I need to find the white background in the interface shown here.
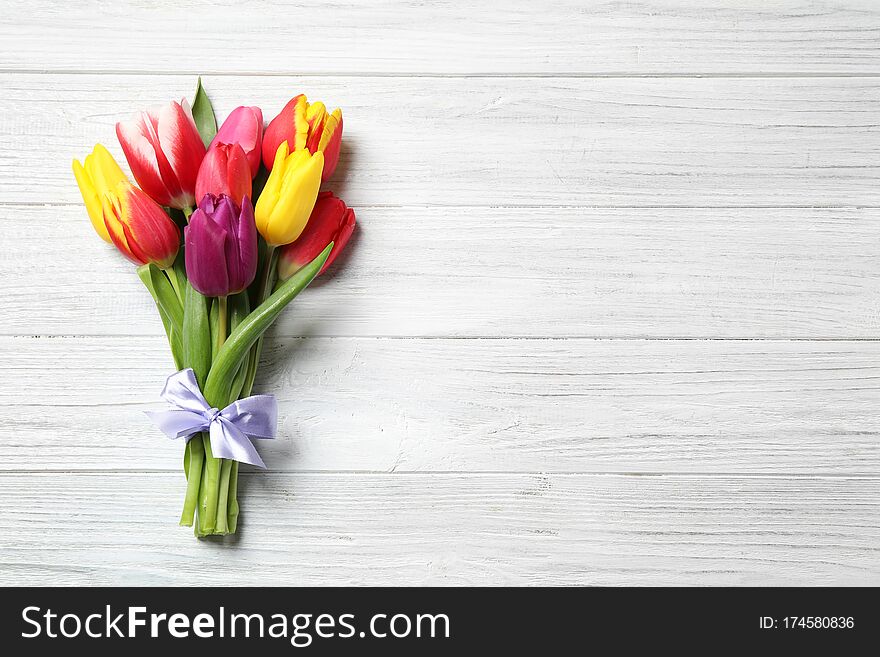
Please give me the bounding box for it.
[1,1,878,585]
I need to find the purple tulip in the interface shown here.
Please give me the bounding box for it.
[185,194,258,297]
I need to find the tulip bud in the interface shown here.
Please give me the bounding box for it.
[185,194,258,297]
[277,192,356,280]
[72,144,129,242]
[101,181,180,269]
[213,106,263,177]
[116,99,206,210]
[262,94,342,181]
[254,142,324,246]
[195,142,252,208]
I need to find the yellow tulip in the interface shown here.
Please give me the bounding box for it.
[254,141,324,246]
[72,144,129,242]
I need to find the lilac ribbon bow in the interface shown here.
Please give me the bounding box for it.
[146,368,276,469]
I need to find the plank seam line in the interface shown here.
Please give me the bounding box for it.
[2,470,879,479]
[5,70,880,79]
[4,335,879,342]
[5,202,880,211]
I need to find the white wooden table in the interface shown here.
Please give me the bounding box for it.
[1,1,878,586]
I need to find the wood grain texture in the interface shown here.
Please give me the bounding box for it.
[2,1,880,75]
[2,3,878,586]
[1,473,877,586]
[2,336,878,474]
[4,74,880,207]
[4,205,877,338]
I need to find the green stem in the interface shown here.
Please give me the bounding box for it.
[195,246,329,536]
[223,293,249,535]
[179,437,205,526]
[182,282,212,533]
[182,205,195,221]
[215,460,233,534]
[199,435,221,534]
[215,296,228,356]
[213,295,231,534]
[204,244,330,407]
[227,462,240,533]
[242,246,278,397]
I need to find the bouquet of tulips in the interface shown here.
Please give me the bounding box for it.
[72,80,355,537]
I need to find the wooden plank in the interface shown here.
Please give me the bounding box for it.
[2,336,878,474]
[1,472,877,585]
[2,2,880,75]
[3,74,880,207]
[5,205,878,338]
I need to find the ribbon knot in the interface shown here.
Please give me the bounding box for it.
[146,368,277,469]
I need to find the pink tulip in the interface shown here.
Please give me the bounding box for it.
[116,99,206,210]
[195,143,252,208]
[212,106,263,177]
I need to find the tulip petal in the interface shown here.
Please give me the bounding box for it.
[186,206,229,297]
[328,207,356,271]
[73,158,111,242]
[158,100,206,208]
[195,143,252,207]
[277,192,356,279]
[225,144,252,206]
[215,106,264,176]
[215,198,245,295]
[117,113,176,207]
[262,95,302,171]
[292,95,310,152]
[318,110,343,180]
[185,194,257,297]
[88,144,128,194]
[230,195,258,293]
[267,150,323,245]
[254,141,289,240]
[120,184,181,269]
[103,193,138,263]
[303,101,327,153]
[101,182,180,268]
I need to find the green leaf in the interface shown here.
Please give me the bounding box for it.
[167,324,183,371]
[183,281,212,388]
[171,254,187,304]
[191,76,217,148]
[203,243,333,407]
[146,265,184,328]
[137,264,183,368]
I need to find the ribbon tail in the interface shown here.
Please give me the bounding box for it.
[210,417,267,469]
[145,409,209,441]
[219,395,277,439]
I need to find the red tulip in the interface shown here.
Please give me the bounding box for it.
[262,95,342,181]
[102,181,180,269]
[213,106,263,177]
[116,99,206,210]
[277,191,355,280]
[195,143,252,208]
